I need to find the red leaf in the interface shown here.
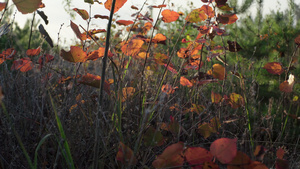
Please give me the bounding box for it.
[263,62,284,75]
[164,64,178,74]
[185,147,213,169]
[26,47,41,56]
[131,5,138,10]
[161,84,177,95]
[73,8,89,20]
[152,4,167,8]
[276,148,285,160]
[60,46,87,63]
[180,76,193,87]
[152,142,184,169]
[0,48,16,63]
[116,142,137,165]
[38,54,54,69]
[210,138,237,164]
[104,0,127,13]
[94,14,109,20]
[162,9,179,23]
[276,159,289,169]
[11,57,33,72]
[116,20,134,26]
[0,3,7,11]
[217,14,238,24]
[295,34,300,46]
[70,21,83,41]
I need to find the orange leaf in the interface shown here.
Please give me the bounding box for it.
[122,87,135,102]
[263,62,284,75]
[104,0,127,13]
[180,76,193,87]
[73,8,89,20]
[217,14,238,24]
[11,57,33,72]
[116,20,134,26]
[185,8,207,23]
[116,142,137,165]
[164,64,178,74]
[0,3,6,11]
[26,47,41,56]
[152,4,167,8]
[0,48,16,63]
[200,5,214,18]
[87,47,113,61]
[279,74,295,93]
[60,46,87,63]
[152,33,167,44]
[207,64,226,80]
[161,84,177,95]
[162,9,179,23]
[210,138,237,164]
[121,39,144,57]
[185,147,213,169]
[12,0,41,14]
[152,142,184,169]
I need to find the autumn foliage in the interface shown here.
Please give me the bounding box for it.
[0,0,299,168]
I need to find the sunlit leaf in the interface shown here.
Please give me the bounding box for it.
[185,147,213,169]
[26,47,41,56]
[152,4,166,8]
[116,142,137,165]
[116,20,134,26]
[263,62,284,75]
[152,33,167,44]
[60,46,87,63]
[152,142,184,169]
[0,3,6,11]
[12,0,41,14]
[180,76,193,87]
[73,8,89,20]
[121,39,144,57]
[279,74,295,93]
[200,5,214,18]
[104,0,127,13]
[143,126,164,147]
[84,0,94,4]
[207,64,226,80]
[185,8,207,23]
[11,57,33,72]
[162,9,179,23]
[217,14,238,24]
[87,47,113,61]
[210,138,237,164]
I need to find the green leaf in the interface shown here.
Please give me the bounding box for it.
[84,0,94,4]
